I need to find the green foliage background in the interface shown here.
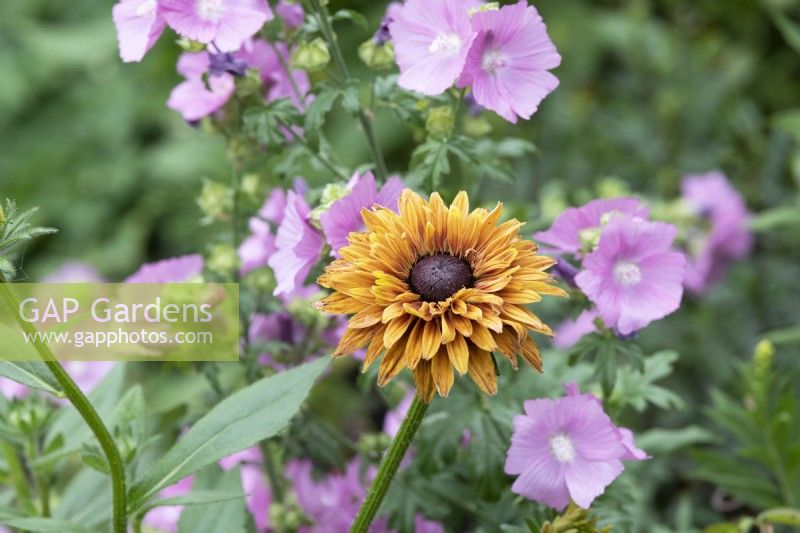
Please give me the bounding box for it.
[3,0,800,530]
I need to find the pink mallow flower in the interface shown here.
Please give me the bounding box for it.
[248,285,344,369]
[0,380,29,400]
[268,191,324,296]
[143,475,194,532]
[160,0,273,52]
[286,459,391,533]
[42,262,105,282]
[319,172,404,256]
[112,0,166,62]
[219,447,271,531]
[61,361,116,397]
[505,382,646,511]
[238,181,309,276]
[275,0,304,28]
[237,39,310,110]
[534,197,649,258]
[167,52,236,122]
[552,308,600,350]
[575,216,686,336]
[680,170,752,293]
[239,218,275,276]
[390,0,477,96]
[456,1,560,123]
[125,254,204,283]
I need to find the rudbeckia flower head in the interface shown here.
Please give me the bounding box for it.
[315,189,567,402]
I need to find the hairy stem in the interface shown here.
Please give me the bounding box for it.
[350,395,429,533]
[0,281,128,533]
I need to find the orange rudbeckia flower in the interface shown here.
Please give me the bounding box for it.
[315,189,566,401]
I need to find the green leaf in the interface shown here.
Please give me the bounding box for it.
[52,469,112,527]
[178,465,247,533]
[410,138,451,191]
[568,332,645,397]
[242,99,301,147]
[757,507,800,526]
[128,357,329,511]
[331,9,368,29]
[748,204,800,232]
[0,323,62,395]
[304,86,341,139]
[0,361,61,397]
[636,425,716,454]
[610,350,683,411]
[0,516,92,533]
[144,490,244,512]
[340,82,361,114]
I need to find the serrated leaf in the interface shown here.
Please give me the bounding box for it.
[128,357,329,511]
[304,87,341,137]
[610,350,683,411]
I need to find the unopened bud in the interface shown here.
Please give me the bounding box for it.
[241,174,261,199]
[426,106,455,138]
[358,40,395,70]
[197,180,233,223]
[309,182,349,227]
[292,38,330,72]
[207,244,239,277]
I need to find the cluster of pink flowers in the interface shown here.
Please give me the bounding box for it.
[538,171,751,348]
[145,450,442,532]
[241,172,404,296]
[390,0,561,123]
[536,198,687,344]
[112,0,308,121]
[113,0,306,62]
[505,382,647,510]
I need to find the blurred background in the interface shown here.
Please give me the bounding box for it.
[2,0,800,527]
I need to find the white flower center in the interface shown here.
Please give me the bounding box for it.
[481,49,506,73]
[613,260,642,286]
[549,433,576,463]
[428,32,462,57]
[197,0,224,21]
[135,0,157,17]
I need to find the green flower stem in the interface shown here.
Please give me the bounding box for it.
[0,280,128,533]
[2,440,36,515]
[308,0,389,181]
[351,395,429,533]
[27,436,51,516]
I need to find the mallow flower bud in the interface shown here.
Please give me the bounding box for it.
[292,38,330,72]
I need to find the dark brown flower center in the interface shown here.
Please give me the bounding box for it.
[409,253,473,302]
